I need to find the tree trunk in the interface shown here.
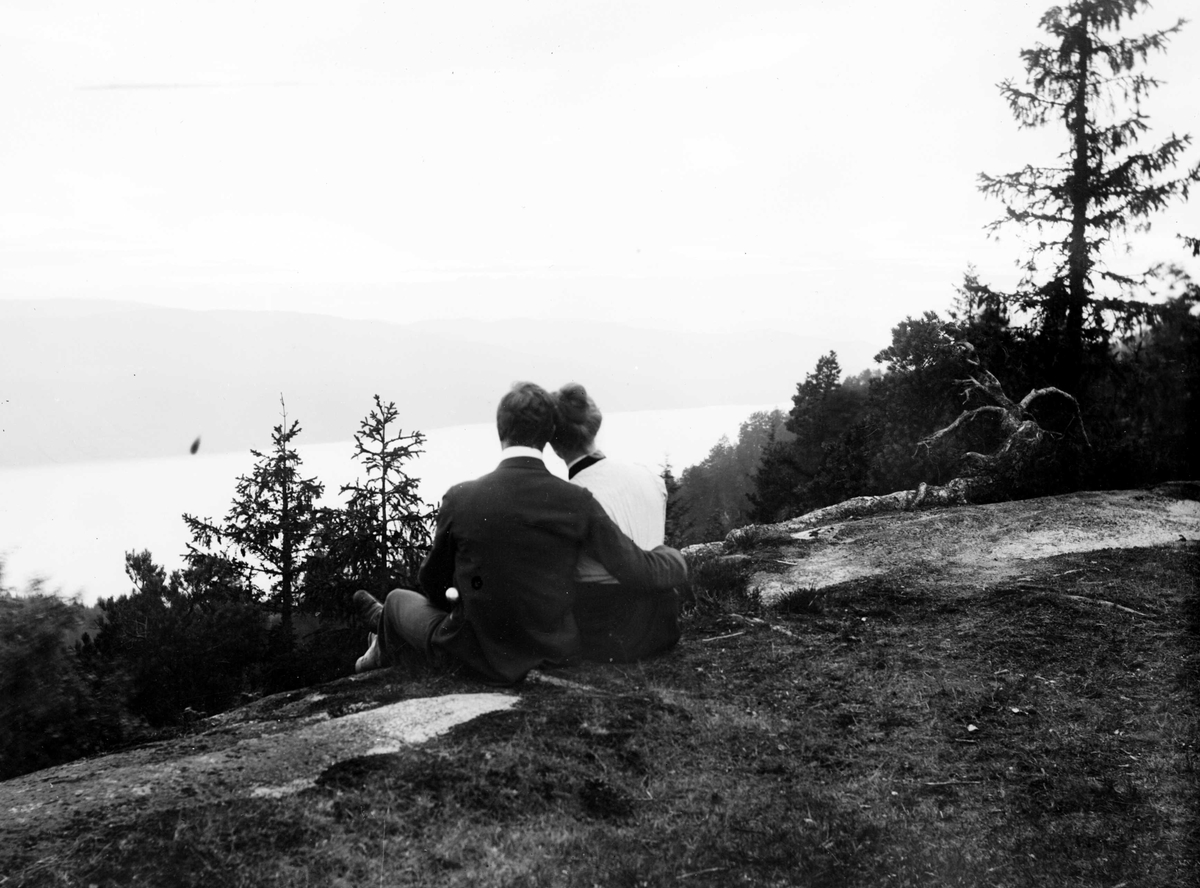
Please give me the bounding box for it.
[279,452,294,646]
[1064,6,1093,393]
[379,455,389,597]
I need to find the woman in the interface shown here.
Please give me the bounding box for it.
[550,382,681,663]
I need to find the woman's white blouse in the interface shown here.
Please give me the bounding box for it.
[571,458,667,584]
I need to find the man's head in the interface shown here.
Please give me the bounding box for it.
[496,381,556,450]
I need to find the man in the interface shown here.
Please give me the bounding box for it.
[354,381,689,685]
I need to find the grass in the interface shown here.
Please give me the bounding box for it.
[3,544,1197,887]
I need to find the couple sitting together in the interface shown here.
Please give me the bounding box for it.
[352,380,689,685]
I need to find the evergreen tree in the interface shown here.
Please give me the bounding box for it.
[1094,273,1200,483]
[786,353,858,446]
[978,0,1198,391]
[307,396,435,613]
[182,397,323,646]
[748,425,809,524]
[678,411,789,541]
[749,354,869,521]
[659,460,689,548]
[93,550,266,725]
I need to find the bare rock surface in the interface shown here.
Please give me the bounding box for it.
[702,488,1200,603]
[1,682,515,837]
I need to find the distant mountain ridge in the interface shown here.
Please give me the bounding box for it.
[0,300,876,467]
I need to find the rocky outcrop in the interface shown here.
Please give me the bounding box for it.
[684,487,1200,604]
[0,674,516,838]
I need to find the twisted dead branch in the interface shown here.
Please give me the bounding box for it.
[692,370,1091,552]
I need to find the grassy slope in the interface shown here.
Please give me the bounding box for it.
[5,544,1198,888]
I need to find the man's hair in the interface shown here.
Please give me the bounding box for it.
[551,382,602,453]
[497,381,556,448]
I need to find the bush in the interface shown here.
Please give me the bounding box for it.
[95,593,269,726]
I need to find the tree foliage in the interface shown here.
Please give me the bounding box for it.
[1082,274,1200,484]
[91,551,267,726]
[182,397,323,646]
[749,355,875,523]
[676,410,790,543]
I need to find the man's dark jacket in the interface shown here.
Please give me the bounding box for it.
[418,455,688,684]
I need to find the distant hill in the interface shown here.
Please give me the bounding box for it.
[0,300,876,466]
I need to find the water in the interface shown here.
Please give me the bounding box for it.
[0,404,777,604]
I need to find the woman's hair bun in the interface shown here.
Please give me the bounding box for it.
[552,382,602,451]
[557,383,591,422]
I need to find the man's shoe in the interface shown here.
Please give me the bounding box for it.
[353,590,384,625]
[355,632,383,673]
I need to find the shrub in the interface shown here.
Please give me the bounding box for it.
[95,593,269,726]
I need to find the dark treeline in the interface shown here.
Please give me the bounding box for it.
[670,0,1199,538]
[1,395,435,780]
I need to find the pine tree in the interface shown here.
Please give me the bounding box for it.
[979,0,1198,391]
[182,397,323,647]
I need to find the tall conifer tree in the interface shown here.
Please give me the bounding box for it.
[979,0,1198,390]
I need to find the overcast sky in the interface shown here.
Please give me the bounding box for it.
[2,0,1197,344]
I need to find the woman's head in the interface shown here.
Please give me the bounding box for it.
[551,382,602,458]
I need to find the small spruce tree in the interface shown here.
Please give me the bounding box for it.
[182,396,323,648]
[340,395,435,594]
[305,396,435,617]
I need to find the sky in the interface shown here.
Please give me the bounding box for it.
[0,0,1197,344]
